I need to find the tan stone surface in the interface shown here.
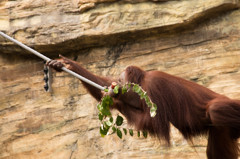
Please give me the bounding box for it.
[0,0,239,54]
[0,0,240,159]
[77,0,173,12]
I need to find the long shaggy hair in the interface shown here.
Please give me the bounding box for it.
[49,57,240,159]
[120,66,240,159]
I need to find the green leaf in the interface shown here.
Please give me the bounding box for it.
[100,96,112,116]
[140,91,146,99]
[123,128,127,135]
[144,96,150,103]
[153,104,157,110]
[150,106,157,117]
[129,129,133,136]
[112,126,117,133]
[98,113,104,121]
[109,117,113,123]
[146,102,152,107]
[101,100,106,108]
[142,131,148,138]
[138,131,140,137]
[122,86,128,94]
[116,115,124,126]
[101,108,111,116]
[100,125,109,137]
[150,112,156,117]
[144,96,152,107]
[133,84,141,93]
[117,128,122,139]
[97,104,103,111]
[102,96,109,106]
[104,120,112,127]
[108,97,114,106]
[104,88,109,92]
[113,85,119,94]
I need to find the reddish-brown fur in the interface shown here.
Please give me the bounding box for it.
[47,57,240,159]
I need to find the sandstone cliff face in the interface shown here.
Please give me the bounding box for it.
[0,0,240,159]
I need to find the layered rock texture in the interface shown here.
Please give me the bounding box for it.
[1,0,240,158]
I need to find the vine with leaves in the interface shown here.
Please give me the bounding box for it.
[97,83,157,139]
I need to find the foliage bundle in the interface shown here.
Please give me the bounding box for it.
[97,83,157,139]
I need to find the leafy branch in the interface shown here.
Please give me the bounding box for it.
[98,83,157,139]
[123,83,157,117]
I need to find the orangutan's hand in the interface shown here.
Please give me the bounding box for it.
[46,55,74,72]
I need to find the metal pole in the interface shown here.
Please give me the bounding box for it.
[0,31,105,91]
[0,32,51,61]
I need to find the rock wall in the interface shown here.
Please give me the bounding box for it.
[0,0,240,159]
